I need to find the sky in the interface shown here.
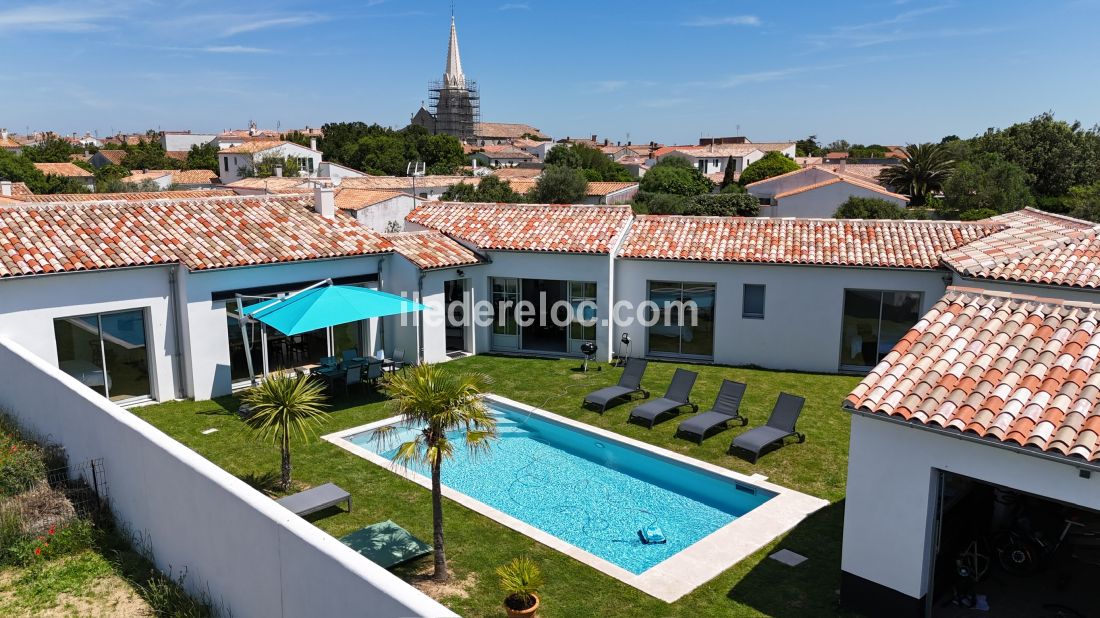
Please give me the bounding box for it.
[2,0,1099,146]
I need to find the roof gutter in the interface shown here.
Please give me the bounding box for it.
[844,404,1100,475]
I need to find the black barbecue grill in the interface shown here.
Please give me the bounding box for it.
[579,341,600,372]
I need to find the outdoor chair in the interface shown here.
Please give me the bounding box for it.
[676,380,748,444]
[320,355,338,368]
[342,349,359,364]
[339,364,363,395]
[628,368,699,428]
[582,358,649,413]
[389,348,407,372]
[730,392,806,463]
[365,361,383,387]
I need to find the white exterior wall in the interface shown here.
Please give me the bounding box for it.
[0,267,181,401]
[161,133,216,151]
[613,260,947,373]
[950,274,1100,305]
[0,337,455,618]
[352,195,418,232]
[218,144,323,184]
[843,413,1100,601]
[318,162,366,183]
[182,256,386,400]
[747,167,834,198]
[763,182,907,219]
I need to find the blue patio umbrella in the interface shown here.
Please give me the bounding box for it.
[243,284,426,336]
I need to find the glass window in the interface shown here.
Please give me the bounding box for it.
[226,307,262,383]
[568,281,597,341]
[839,289,922,370]
[55,309,151,401]
[491,277,518,336]
[331,321,362,358]
[647,281,716,358]
[743,284,765,319]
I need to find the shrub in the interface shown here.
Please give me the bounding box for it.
[739,151,800,186]
[834,196,918,220]
[631,192,688,214]
[959,208,999,221]
[684,193,759,217]
[0,436,47,497]
[639,157,713,196]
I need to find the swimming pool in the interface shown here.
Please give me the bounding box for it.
[325,394,827,601]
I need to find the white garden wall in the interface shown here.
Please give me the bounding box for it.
[0,336,455,618]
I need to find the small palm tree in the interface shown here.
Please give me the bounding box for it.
[374,364,496,581]
[241,372,328,492]
[878,142,956,205]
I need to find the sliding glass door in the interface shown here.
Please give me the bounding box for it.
[54,309,151,402]
[647,281,716,358]
[839,289,923,371]
[223,303,362,383]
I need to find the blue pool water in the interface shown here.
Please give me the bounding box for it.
[346,402,773,574]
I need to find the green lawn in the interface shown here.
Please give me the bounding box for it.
[133,355,861,617]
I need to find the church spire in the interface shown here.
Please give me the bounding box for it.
[443,15,465,88]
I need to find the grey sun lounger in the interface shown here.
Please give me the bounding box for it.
[276,482,352,517]
[675,379,748,443]
[628,368,699,428]
[583,357,649,413]
[730,392,806,463]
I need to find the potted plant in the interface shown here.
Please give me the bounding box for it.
[497,557,543,617]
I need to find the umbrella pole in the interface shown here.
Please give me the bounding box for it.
[235,295,259,386]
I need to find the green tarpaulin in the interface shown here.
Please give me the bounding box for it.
[339,520,432,568]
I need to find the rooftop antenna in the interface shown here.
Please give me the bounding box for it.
[408,161,426,201]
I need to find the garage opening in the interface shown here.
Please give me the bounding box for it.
[929,470,1100,617]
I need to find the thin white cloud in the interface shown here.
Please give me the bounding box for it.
[0,3,113,32]
[499,3,530,10]
[223,14,325,36]
[199,45,271,54]
[683,15,761,27]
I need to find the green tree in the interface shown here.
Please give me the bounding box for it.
[240,373,329,491]
[877,143,956,206]
[0,149,48,193]
[639,157,713,196]
[241,156,301,179]
[631,192,688,215]
[795,135,823,157]
[322,122,466,175]
[738,151,800,186]
[281,130,312,147]
[374,364,496,581]
[184,142,220,173]
[942,153,1034,216]
[441,176,526,203]
[834,196,917,220]
[121,138,180,171]
[971,112,1100,197]
[824,139,850,153]
[684,192,759,216]
[21,136,80,163]
[544,143,632,181]
[529,165,588,203]
[719,155,737,188]
[959,208,999,221]
[1066,181,1100,222]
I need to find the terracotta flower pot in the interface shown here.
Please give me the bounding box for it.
[504,593,539,618]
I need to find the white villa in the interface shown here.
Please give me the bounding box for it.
[651,141,797,178]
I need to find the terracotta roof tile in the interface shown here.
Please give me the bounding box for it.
[847,287,1100,462]
[503,179,638,197]
[406,202,632,254]
[474,123,547,140]
[384,230,484,270]
[33,162,92,177]
[619,216,1001,268]
[340,175,478,191]
[17,190,236,203]
[944,208,1100,288]
[332,189,409,211]
[219,140,303,154]
[0,195,391,278]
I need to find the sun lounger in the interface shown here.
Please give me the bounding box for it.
[628,368,699,428]
[730,393,806,462]
[582,358,649,413]
[275,482,352,517]
[675,379,748,443]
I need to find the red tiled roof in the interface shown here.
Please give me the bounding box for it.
[384,230,484,270]
[94,150,126,165]
[773,176,908,202]
[0,195,391,278]
[475,123,547,140]
[33,162,92,177]
[407,202,633,254]
[341,175,479,190]
[333,189,408,211]
[846,287,1100,462]
[503,179,637,197]
[491,167,542,179]
[943,208,1100,289]
[18,190,236,203]
[618,216,1002,268]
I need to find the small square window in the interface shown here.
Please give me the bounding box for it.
[743,284,765,319]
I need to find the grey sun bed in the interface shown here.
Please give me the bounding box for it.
[276,482,352,517]
[676,379,748,443]
[583,357,649,413]
[730,393,806,463]
[628,368,699,428]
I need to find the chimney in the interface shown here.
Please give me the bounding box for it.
[1,181,11,197]
[310,136,317,151]
[838,159,847,173]
[274,165,283,178]
[0,128,6,141]
[591,134,597,143]
[314,184,335,219]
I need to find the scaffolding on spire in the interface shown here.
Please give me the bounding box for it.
[428,14,479,141]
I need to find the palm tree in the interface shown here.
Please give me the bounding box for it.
[374,364,496,581]
[878,142,956,205]
[241,372,328,492]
